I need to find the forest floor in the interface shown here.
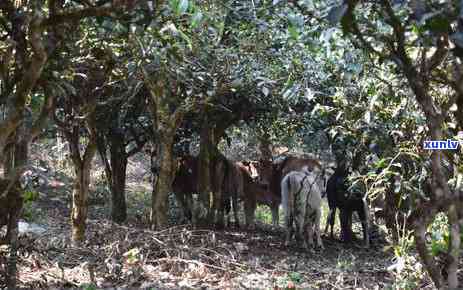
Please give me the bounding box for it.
[1,143,436,289]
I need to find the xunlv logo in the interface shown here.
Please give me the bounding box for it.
[423,131,463,150]
[423,140,460,150]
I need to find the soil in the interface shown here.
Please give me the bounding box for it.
[0,145,435,289]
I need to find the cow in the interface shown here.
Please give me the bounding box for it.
[324,163,370,247]
[236,161,280,228]
[281,169,324,250]
[171,155,241,228]
[172,155,198,221]
[253,155,325,226]
[222,161,242,227]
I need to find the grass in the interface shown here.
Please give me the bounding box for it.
[254,199,342,235]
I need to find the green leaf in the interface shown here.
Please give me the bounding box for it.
[178,29,193,50]
[170,0,178,11]
[288,25,299,40]
[423,15,450,34]
[191,11,203,29]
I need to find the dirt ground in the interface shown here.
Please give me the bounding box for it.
[0,146,436,289]
[6,208,397,289]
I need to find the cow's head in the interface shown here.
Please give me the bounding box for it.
[240,160,259,179]
[175,155,196,175]
[252,158,274,189]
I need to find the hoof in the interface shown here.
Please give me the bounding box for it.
[246,224,256,231]
[305,246,315,253]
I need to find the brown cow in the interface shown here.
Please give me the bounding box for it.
[172,155,241,228]
[253,155,325,226]
[235,162,280,228]
[237,161,282,227]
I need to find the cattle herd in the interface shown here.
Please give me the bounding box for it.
[172,153,371,250]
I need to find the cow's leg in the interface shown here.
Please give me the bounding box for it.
[184,193,194,222]
[221,195,230,228]
[174,192,191,222]
[284,210,293,246]
[341,209,355,242]
[330,208,336,238]
[324,208,331,234]
[271,202,279,226]
[339,209,350,242]
[303,215,312,250]
[308,223,315,250]
[358,201,370,248]
[315,209,324,249]
[224,198,231,227]
[325,207,336,238]
[295,213,304,248]
[217,209,225,228]
[244,194,256,230]
[232,193,240,228]
[361,219,369,247]
[214,195,225,229]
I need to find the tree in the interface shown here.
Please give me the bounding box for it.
[327,1,463,287]
[0,1,139,287]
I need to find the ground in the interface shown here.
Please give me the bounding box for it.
[0,142,436,289]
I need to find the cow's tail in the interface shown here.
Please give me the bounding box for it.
[281,174,293,226]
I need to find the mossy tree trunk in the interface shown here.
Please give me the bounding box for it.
[61,101,98,246]
[151,135,175,229]
[142,68,192,230]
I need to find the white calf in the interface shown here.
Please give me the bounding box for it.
[281,170,324,250]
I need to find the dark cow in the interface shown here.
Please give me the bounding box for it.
[253,155,324,226]
[324,163,369,247]
[172,155,198,221]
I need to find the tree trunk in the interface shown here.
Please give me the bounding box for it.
[5,205,20,290]
[151,136,175,229]
[109,130,128,223]
[71,160,92,245]
[142,67,189,229]
[384,178,400,244]
[447,204,460,289]
[3,124,27,290]
[198,118,213,219]
[68,124,98,245]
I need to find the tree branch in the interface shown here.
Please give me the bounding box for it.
[42,5,120,27]
[0,8,48,153]
[29,93,55,141]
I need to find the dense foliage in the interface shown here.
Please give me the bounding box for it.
[1,0,463,289]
